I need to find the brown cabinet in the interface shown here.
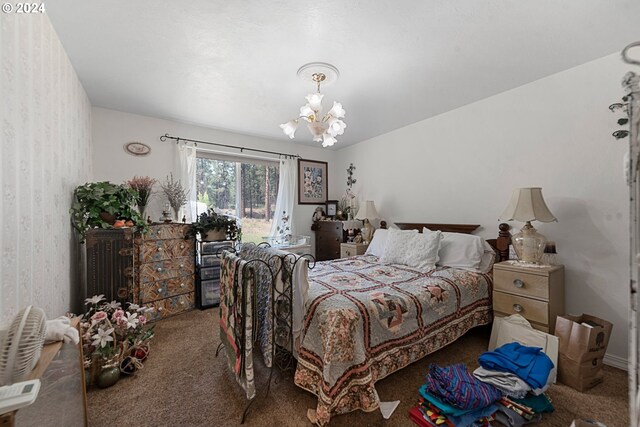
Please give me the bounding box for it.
[84,228,134,305]
[313,220,346,261]
[134,224,195,321]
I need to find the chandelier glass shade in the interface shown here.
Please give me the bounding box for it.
[280,65,346,148]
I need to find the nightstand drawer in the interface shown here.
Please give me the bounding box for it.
[494,269,549,300]
[493,291,549,325]
[340,243,368,258]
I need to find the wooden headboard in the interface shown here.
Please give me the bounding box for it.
[394,222,512,262]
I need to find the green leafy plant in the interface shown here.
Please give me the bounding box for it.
[70,181,147,242]
[187,208,241,241]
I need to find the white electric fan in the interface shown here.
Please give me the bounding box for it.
[0,306,46,386]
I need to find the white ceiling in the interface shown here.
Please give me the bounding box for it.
[47,1,640,148]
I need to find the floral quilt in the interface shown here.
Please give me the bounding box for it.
[219,251,256,400]
[293,255,493,425]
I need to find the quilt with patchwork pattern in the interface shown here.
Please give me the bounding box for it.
[293,255,492,425]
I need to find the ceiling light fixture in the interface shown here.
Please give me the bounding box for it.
[280,62,346,148]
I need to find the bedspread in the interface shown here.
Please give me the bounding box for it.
[293,255,492,425]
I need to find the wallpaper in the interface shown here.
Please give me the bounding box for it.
[0,13,92,324]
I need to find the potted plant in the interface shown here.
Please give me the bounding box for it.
[188,208,241,241]
[70,181,146,242]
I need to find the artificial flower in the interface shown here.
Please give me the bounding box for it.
[107,300,122,310]
[112,309,125,321]
[91,327,114,348]
[91,311,108,323]
[85,294,105,305]
[139,315,147,326]
[122,312,139,329]
[128,303,140,311]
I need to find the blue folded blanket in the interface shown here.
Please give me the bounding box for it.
[478,342,554,389]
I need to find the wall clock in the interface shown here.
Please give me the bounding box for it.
[124,142,151,156]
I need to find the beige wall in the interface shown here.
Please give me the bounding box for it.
[91,107,338,256]
[332,53,630,365]
[0,13,93,322]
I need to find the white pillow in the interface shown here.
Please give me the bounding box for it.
[365,228,418,257]
[477,241,497,274]
[423,228,485,270]
[380,229,442,270]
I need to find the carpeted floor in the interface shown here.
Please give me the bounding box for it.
[87,309,628,426]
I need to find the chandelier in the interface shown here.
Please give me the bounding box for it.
[280,63,346,148]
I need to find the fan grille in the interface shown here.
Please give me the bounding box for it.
[0,306,46,386]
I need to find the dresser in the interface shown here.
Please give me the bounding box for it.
[340,242,368,258]
[492,261,565,333]
[134,224,195,321]
[313,220,346,261]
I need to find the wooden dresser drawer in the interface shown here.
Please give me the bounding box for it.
[139,258,194,283]
[142,224,190,240]
[139,276,195,302]
[494,268,549,300]
[138,239,193,263]
[493,291,549,325]
[145,292,195,321]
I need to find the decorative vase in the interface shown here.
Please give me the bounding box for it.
[173,207,180,222]
[138,204,146,219]
[97,366,120,388]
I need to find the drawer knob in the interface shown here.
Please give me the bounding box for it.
[158,307,163,311]
[157,288,163,294]
[157,267,163,272]
[157,247,163,251]
[180,300,185,305]
[513,279,524,288]
[513,303,523,313]
[180,283,185,288]
[346,251,351,256]
[180,264,185,268]
[180,244,185,249]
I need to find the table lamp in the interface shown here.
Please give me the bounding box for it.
[355,201,379,244]
[499,187,557,264]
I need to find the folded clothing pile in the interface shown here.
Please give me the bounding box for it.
[409,363,501,427]
[409,343,556,427]
[475,342,556,426]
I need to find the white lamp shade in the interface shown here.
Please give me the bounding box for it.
[305,93,324,112]
[279,120,298,139]
[499,187,557,223]
[356,200,380,220]
[328,101,346,119]
[322,134,336,147]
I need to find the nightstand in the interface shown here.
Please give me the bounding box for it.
[340,242,368,258]
[492,261,565,334]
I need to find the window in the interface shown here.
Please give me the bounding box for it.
[196,155,279,243]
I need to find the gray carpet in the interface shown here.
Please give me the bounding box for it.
[87,309,628,426]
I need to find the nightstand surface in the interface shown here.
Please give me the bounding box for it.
[340,243,368,258]
[492,261,565,333]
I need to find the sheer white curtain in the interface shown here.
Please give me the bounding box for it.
[269,158,296,237]
[175,141,197,222]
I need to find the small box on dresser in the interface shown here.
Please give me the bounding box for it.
[134,224,195,321]
[340,243,368,258]
[492,261,565,334]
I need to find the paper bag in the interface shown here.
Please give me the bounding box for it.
[554,314,613,392]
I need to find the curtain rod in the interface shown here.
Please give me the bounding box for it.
[159,133,301,159]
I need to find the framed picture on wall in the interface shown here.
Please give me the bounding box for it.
[298,159,328,205]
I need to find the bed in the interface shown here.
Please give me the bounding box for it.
[291,222,508,425]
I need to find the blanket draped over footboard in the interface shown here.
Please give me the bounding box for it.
[293,255,493,426]
[219,251,256,399]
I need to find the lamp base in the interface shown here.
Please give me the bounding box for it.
[361,219,375,244]
[512,221,547,264]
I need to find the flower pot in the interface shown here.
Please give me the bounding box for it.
[202,229,226,241]
[99,212,116,225]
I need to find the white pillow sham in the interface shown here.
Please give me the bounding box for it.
[380,229,442,270]
[365,228,418,257]
[423,227,494,272]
